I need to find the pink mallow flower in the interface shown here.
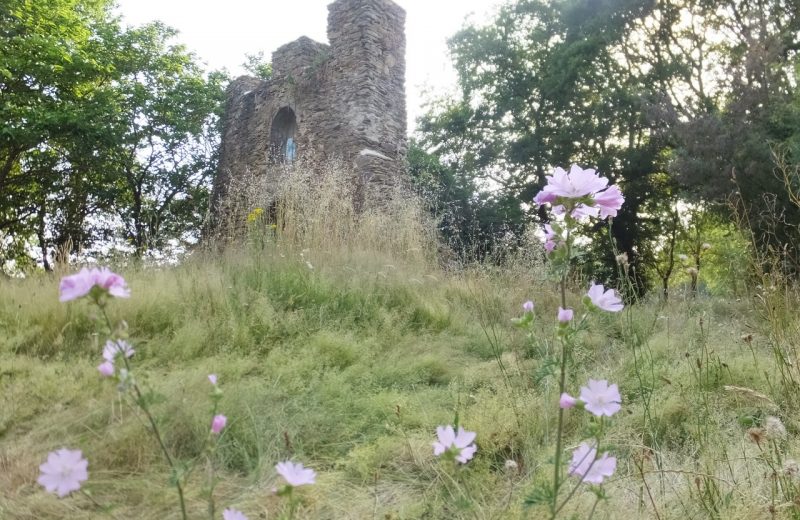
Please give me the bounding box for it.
[533,164,623,221]
[433,425,477,464]
[579,379,621,417]
[568,442,616,484]
[276,461,316,487]
[558,307,574,323]
[97,361,114,377]
[540,164,609,199]
[211,415,227,434]
[102,340,134,362]
[586,282,624,312]
[59,267,130,302]
[544,224,560,252]
[223,508,248,520]
[208,374,218,385]
[533,190,556,206]
[593,184,624,218]
[522,300,534,313]
[560,393,578,409]
[37,448,89,497]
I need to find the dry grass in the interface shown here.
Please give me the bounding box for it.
[209,159,438,268]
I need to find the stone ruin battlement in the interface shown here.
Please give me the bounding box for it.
[210,0,408,225]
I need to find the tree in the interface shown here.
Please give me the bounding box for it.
[417,0,800,290]
[0,0,226,271]
[648,0,800,266]
[408,141,525,262]
[417,0,667,288]
[0,0,117,266]
[242,52,273,80]
[102,22,226,257]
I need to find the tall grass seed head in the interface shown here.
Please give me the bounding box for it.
[747,427,766,445]
[765,416,787,441]
[784,459,800,480]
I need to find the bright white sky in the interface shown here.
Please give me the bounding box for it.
[113,0,502,134]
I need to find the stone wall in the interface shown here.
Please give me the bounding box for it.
[210,0,407,230]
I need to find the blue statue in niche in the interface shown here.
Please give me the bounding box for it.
[285,138,296,163]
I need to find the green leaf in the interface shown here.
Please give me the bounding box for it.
[523,482,555,508]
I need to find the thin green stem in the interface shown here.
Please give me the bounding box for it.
[207,400,220,520]
[287,487,297,520]
[551,227,571,518]
[99,305,188,520]
[587,495,602,520]
[207,456,216,520]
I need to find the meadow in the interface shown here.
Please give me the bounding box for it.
[2,167,799,519]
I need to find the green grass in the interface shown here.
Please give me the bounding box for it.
[1,244,799,519]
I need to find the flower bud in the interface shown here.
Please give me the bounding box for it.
[97,361,114,377]
[560,393,578,409]
[211,414,227,434]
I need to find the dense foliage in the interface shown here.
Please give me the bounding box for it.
[0,0,225,271]
[413,0,800,291]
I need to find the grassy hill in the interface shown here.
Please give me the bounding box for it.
[1,175,798,519]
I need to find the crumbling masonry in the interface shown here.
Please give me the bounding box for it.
[210,0,407,225]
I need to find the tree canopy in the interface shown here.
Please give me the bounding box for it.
[413,0,800,291]
[0,0,225,271]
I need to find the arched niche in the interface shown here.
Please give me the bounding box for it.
[269,107,298,164]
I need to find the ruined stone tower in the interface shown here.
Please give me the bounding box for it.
[210,0,407,225]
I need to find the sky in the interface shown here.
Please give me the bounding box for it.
[113,0,502,134]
